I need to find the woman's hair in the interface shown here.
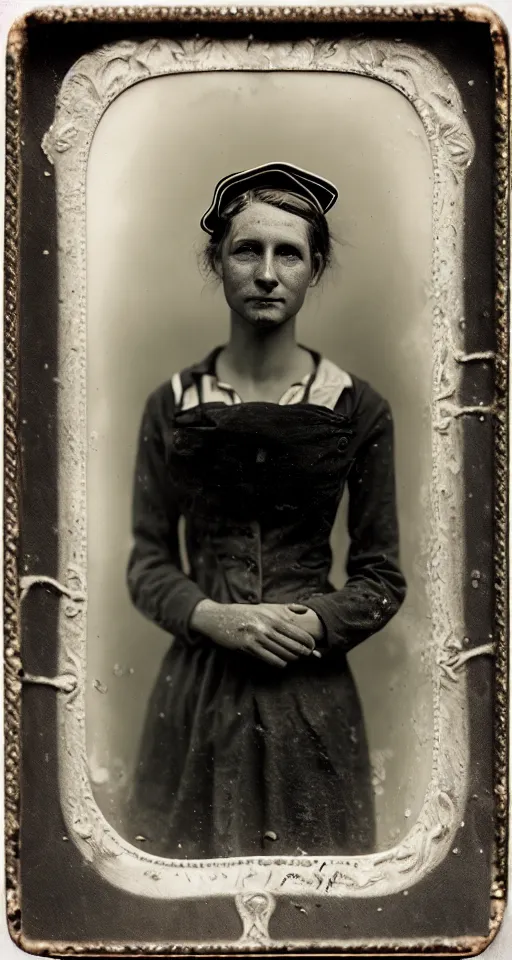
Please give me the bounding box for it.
[202,187,333,280]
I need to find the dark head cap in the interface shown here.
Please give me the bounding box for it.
[200,161,338,235]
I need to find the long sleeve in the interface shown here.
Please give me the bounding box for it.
[306,395,407,655]
[126,389,207,641]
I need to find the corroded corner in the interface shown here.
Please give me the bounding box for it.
[6,13,28,59]
[465,3,510,39]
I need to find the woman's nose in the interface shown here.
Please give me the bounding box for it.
[254,254,278,291]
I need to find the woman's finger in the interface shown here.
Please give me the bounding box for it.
[259,635,299,661]
[268,628,313,657]
[272,618,316,650]
[251,642,289,669]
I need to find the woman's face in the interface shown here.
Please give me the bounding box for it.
[217,202,320,328]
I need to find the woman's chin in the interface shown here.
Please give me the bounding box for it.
[244,311,289,330]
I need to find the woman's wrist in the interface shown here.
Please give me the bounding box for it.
[189,598,222,635]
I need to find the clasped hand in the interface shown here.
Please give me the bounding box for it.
[190,600,324,669]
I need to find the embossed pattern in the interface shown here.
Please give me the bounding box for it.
[4,48,23,941]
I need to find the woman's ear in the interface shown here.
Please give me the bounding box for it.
[309,254,323,287]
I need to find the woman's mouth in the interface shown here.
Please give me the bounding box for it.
[247,297,283,305]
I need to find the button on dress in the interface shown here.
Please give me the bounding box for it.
[126,347,407,858]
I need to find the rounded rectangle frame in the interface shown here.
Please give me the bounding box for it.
[4,5,509,956]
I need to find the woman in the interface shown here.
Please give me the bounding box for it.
[127,161,407,859]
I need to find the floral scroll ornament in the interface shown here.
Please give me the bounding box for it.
[37,33,480,947]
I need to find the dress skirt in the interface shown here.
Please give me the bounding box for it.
[127,636,376,859]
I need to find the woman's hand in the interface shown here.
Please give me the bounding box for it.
[285,603,325,644]
[190,600,318,668]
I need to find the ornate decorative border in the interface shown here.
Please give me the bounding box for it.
[5,6,508,955]
[489,20,510,919]
[4,28,23,947]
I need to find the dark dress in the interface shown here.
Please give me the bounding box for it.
[126,347,407,859]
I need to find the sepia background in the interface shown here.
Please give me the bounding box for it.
[86,69,434,853]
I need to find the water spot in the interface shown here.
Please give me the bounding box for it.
[93,679,107,694]
[135,835,147,842]
[293,903,307,914]
[403,890,409,896]
[90,765,109,785]
[468,79,475,86]
[42,249,49,256]
[404,808,411,818]
[264,831,278,841]
[452,847,460,855]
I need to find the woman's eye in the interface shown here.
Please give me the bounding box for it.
[233,244,258,257]
[278,247,302,261]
